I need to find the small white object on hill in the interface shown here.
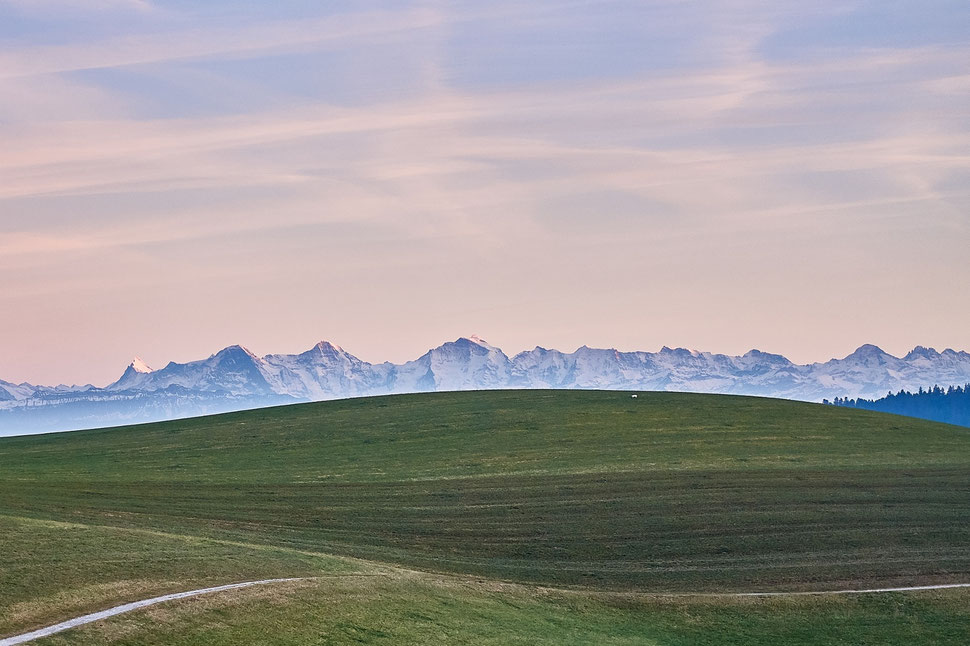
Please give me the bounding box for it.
[631,394,638,398]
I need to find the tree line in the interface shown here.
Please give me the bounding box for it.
[825,384,970,428]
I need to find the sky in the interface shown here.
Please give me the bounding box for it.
[1,0,968,386]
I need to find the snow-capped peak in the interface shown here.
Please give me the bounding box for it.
[312,340,344,353]
[845,344,889,360]
[465,334,493,348]
[105,356,156,391]
[213,345,261,361]
[904,346,939,361]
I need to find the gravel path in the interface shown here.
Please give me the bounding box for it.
[0,578,308,646]
[3,579,969,645]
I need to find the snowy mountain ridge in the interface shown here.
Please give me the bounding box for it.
[2,337,969,434]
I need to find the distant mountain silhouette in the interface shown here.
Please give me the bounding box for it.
[3,339,970,435]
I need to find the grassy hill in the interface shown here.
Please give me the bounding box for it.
[2,390,970,644]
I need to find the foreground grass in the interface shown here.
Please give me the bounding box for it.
[2,390,970,642]
[0,514,364,637]
[29,575,970,646]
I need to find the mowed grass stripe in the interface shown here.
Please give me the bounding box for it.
[2,475,969,591]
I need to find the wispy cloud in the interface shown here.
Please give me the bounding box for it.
[1,0,968,384]
[0,0,154,13]
[0,6,446,79]
[2,44,966,223]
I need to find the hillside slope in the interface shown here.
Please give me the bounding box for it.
[4,390,970,643]
[3,390,969,597]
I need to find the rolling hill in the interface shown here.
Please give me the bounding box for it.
[2,390,970,644]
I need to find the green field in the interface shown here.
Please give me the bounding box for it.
[2,390,970,644]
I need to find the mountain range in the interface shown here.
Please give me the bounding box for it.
[2,336,970,435]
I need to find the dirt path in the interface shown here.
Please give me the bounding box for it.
[3,579,970,645]
[0,578,307,646]
[710,582,970,597]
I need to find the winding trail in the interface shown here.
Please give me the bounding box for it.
[0,578,308,646]
[702,582,970,598]
[3,579,970,645]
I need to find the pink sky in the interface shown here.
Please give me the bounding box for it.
[1,1,968,386]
